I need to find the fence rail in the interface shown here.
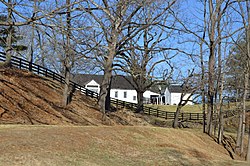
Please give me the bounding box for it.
[0,55,209,121]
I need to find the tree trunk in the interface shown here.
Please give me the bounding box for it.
[206,46,215,136]
[136,91,144,113]
[3,0,13,67]
[245,1,250,160]
[200,0,206,133]
[247,124,250,162]
[62,0,72,107]
[29,0,37,71]
[105,76,112,112]
[202,94,206,133]
[206,0,216,136]
[216,8,223,140]
[173,104,182,128]
[62,63,70,106]
[218,109,224,144]
[236,114,243,154]
[217,75,224,144]
[240,72,249,155]
[98,54,114,120]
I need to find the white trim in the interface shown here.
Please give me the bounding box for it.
[85,80,100,93]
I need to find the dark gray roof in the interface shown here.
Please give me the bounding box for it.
[168,85,183,93]
[149,84,168,94]
[73,74,135,90]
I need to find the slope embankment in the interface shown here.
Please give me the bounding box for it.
[0,68,148,126]
[0,68,249,165]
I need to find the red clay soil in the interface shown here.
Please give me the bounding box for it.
[0,68,149,126]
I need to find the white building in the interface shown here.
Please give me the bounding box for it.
[73,75,193,105]
[73,74,160,104]
[164,85,193,105]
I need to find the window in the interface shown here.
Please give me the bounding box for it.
[86,85,98,88]
[115,91,118,98]
[86,85,99,93]
[124,91,127,98]
[133,96,136,101]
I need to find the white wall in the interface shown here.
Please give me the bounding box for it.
[170,93,181,105]
[84,81,189,105]
[85,80,100,93]
[183,94,193,105]
[164,88,171,105]
[170,93,193,105]
[110,89,137,103]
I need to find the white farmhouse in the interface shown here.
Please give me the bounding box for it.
[164,85,193,105]
[73,75,193,105]
[73,74,160,104]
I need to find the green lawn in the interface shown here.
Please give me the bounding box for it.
[145,104,204,113]
[145,101,250,113]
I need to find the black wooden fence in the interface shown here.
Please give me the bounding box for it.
[0,55,206,121]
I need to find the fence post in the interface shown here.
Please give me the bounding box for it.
[19,59,22,69]
[156,109,159,117]
[123,101,125,108]
[181,113,184,121]
[45,69,48,77]
[116,99,118,110]
[91,91,93,98]
[37,65,40,75]
[52,73,55,80]
[29,61,32,71]
[197,113,199,120]
[149,108,151,115]
[189,113,192,120]
[165,112,168,119]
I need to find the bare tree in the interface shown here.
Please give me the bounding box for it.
[247,123,250,162]
[233,0,250,158]
[28,0,42,70]
[61,0,72,106]
[81,0,177,119]
[3,0,13,67]
[168,0,239,135]
[173,70,199,128]
[0,0,81,67]
[197,0,238,136]
[200,0,208,134]
[115,16,175,112]
[206,0,219,136]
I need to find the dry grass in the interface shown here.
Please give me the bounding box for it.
[146,104,203,113]
[0,68,150,126]
[146,102,250,113]
[0,125,248,166]
[0,68,249,165]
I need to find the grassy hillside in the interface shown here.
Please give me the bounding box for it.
[0,68,249,165]
[0,68,149,126]
[0,125,248,166]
